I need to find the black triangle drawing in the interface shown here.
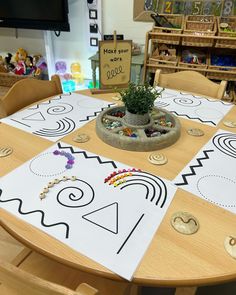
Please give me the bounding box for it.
[22,111,46,121]
[82,202,118,234]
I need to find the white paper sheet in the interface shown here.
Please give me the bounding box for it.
[0,93,115,142]
[174,129,236,214]
[0,143,177,280]
[155,88,233,127]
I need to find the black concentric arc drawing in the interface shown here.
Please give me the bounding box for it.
[110,171,167,208]
[212,133,236,159]
[0,190,69,238]
[33,117,76,137]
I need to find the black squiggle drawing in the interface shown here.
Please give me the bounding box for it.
[170,111,216,126]
[173,216,197,226]
[0,191,69,238]
[57,142,117,169]
[175,149,214,186]
[79,103,115,122]
[212,133,236,159]
[117,213,144,254]
[33,117,75,137]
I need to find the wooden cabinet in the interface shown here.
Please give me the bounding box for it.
[143,29,236,101]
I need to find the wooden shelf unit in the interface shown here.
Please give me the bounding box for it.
[144,31,236,80]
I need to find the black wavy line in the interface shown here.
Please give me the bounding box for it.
[175,149,214,186]
[202,97,232,105]
[171,111,216,126]
[79,104,115,122]
[57,142,117,169]
[0,191,69,238]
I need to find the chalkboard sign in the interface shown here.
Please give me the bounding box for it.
[99,40,132,89]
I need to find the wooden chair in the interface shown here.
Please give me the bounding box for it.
[0,259,98,295]
[0,74,63,118]
[154,70,227,100]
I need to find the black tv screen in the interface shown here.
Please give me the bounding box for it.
[0,0,70,31]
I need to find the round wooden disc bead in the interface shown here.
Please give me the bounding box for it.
[171,211,199,235]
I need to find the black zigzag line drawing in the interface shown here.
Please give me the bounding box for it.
[28,96,62,110]
[0,192,70,238]
[175,149,214,186]
[170,111,216,126]
[57,142,117,169]
[79,103,116,122]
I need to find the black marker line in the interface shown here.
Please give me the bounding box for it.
[117,214,144,254]
[10,119,31,128]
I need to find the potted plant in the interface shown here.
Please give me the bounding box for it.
[119,82,162,126]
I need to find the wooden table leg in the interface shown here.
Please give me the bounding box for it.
[175,287,197,295]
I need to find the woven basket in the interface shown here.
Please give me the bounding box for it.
[216,17,236,49]
[178,50,208,76]
[207,53,236,81]
[148,57,177,73]
[185,15,215,31]
[182,16,216,47]
[0,72,39,88]
[151,14,183,45]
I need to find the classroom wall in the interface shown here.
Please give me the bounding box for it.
[0,0,152,79]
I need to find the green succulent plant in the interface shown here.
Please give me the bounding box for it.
[120,82,162,115]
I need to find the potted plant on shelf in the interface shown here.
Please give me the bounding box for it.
[120,82,162,126]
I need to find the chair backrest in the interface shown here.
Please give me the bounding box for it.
[0,75,63,118]
[154,70,227,100]
[0,259,98,295]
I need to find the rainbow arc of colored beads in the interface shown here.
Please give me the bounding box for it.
[53,150,75,169]
[104,168,141,187]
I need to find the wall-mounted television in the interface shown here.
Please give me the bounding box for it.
[0,0,70,32]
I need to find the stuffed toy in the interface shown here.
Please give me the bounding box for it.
[14,48,28,75]
[25,56,33,75]
[4,53,15,72]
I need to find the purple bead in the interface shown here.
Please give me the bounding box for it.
[53,150,60,155]
[60,151,66,156]
[67,159,74,165]
[65,164,73,169]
